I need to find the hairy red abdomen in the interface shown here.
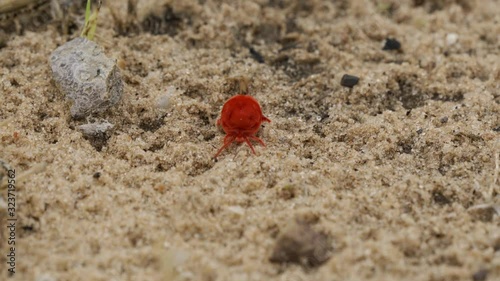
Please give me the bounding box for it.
[215,95,270,157]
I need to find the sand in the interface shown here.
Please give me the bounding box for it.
[0,0,499,280]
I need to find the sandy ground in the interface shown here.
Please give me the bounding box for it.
[0,0,499,280]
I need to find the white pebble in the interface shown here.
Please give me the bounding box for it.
[446,33,458,46]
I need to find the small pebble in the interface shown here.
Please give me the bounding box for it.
[382,38,401,51]
[226,205,245,216]
[446,33,458,46]
[78,121,114,137]
[249,46,265,63]
[93,172,101,179]
[472,268,488,281]
[269,220,331,267]
[416,128,423,134]
[440,116,448,123]
[494,237,500,252]
[468,204,500,222]
[78,121,114,151]
[157,86,175,110]
[340,74,359,88]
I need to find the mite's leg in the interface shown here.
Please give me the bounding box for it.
[244,137,257,155]
[214,135,235,158]
[250,136,266,147]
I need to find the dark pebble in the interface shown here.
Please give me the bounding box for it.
[249,47,265,63]
[269,221,331,268]
[440,116,449,123]
[432,190,451,205]
[472,268,488,281]
[93,172,101,179]
[383,38,401,50]
[416,128,423,134]
[340,74,359,88]
[494,237,500,251]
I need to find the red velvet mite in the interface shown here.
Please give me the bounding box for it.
[214,95,271,158]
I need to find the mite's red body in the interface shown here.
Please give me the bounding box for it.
[215,95,271,157]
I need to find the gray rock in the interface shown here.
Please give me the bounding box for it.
[78,121,114,137]
[50,37,123,118]
[78,121,114,151]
